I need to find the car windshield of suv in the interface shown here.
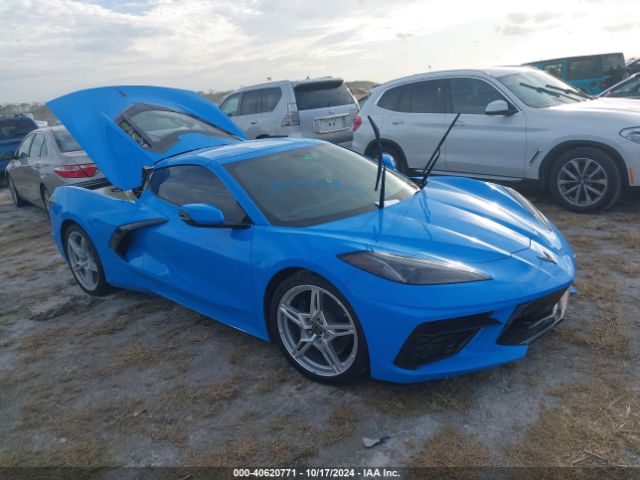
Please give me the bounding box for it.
[53,128,83,152]
[0,118,36,141]
[225,144,418,227]
[494,70,585,108]
[604,75,640,97]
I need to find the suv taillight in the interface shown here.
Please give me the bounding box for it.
[54,163,98,178]
[281,103,300,127]
[353,115,362,132]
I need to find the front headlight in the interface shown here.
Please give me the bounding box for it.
[338,251,491,285]
[620,127,640,144]
[504,186,551,229]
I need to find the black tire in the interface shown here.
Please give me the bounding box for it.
[268,271,369,384]
[366,143,408,175]
[41,185,52,218]
[7,175,26,207]
[548,147,622,213]
[64,224,112,296]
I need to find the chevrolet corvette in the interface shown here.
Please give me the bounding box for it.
[47,86,576,384]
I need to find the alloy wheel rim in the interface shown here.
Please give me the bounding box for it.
[277,285,358,377]
[557,157,608,207]
[67,231,99,291]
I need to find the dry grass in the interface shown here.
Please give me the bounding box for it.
[350,374,485,418]
[409,425,497,468]
[322,403,358,444]
[505,378,640,467]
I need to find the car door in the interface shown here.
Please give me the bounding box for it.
[22,132,48,202]
[219,92,245,131]
[139,164,255,330]
[379,80,448,172]
[247,87,283,138]
[444,77,527,179]
[236,89,261,138]
[9,133,34,191]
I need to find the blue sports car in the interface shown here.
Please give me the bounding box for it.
[47,86,576,384]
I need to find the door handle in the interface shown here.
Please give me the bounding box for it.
[391,120,404,125]
[453,121,465,127]
[250,121,258,125]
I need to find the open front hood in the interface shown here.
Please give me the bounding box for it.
[48,86,247,190]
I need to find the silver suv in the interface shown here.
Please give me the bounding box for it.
[218,78,358,146]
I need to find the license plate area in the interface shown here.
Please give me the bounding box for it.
[313,115,347,133]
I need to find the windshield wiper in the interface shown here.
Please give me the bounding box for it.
[419,113,460,188]
[368,115,386,209]
[519,82,580,102]
[545,84,593,100]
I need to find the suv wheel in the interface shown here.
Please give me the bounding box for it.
[549,147,622,213]
[366,144,408,175]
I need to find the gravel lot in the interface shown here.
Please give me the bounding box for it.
[0,185,639,469]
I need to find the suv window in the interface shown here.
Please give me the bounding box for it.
[259,87,282,113]
[150,165,247,223]
[29,134,46,158]
[293,80,354,110]
[240,90,260,115]
[0,117,37,141]
[220,93,241,117]
[377,80,446,113]
[16,134,34,158]
[450,78,506,114]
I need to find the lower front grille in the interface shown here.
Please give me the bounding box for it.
[394,314,500,370]
[497,288,569,346]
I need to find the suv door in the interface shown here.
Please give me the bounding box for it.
[444,77,527,179]
[379,80,448,172]
[236,88,283,139]
[140,164,255,330]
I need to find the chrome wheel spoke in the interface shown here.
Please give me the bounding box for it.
[293,335,315,358]
[67,231,99,291]
[558,157,608,207]
[309,287,322,320]
[325,324,356,338]
[319,340,343,373]
[280,304,306,328]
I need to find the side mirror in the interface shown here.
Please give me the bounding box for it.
[382,153,397,171]
[179,204,225,227]
[485,99,513,116]
[1,151,15,161]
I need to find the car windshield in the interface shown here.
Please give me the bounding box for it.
[225,144,418,227]
[0,118,36,141]
[494,70,587,108]
[53,128,83,152]
[604,75,640,97]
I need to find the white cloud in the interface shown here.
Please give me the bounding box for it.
[0,0,637,102]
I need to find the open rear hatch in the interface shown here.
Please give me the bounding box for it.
[48,86,247,190]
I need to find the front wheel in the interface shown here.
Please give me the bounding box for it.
[41,186,52,218]
[64,224,112,296]
[548,147,622,213]
[269,271,369,384]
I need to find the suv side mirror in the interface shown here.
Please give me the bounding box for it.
[1,151,15,161]
[485,100,513,116]
[382,153,397,171]
[179,204,225,227]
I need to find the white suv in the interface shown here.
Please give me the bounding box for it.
[353,67,640,212]
[218,78,358,146]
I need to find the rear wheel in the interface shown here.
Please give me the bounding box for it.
[366,144,408,175]
[7,175,26,207]
[269,271,369,384]
[548,147,622,213]
[41,186,52,217]
[64,224,112,296]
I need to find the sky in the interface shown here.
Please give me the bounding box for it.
[1,0,638,103]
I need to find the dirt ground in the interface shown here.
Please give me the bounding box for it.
[0,185,639,469]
